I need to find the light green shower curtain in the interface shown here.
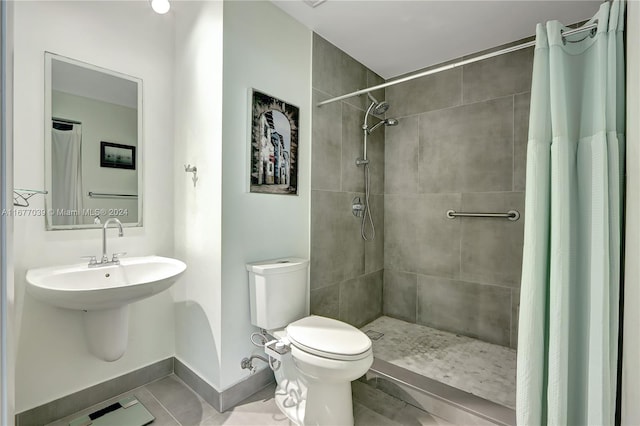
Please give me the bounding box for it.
[516,1,625,425]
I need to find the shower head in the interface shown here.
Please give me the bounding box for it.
[367,92,390,116]
[367,118,399,134]
[373,101,389,115]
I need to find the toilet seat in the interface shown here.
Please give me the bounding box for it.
[286,315,372,361]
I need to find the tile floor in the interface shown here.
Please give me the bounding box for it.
[362,316,517,409]
[46,373,448,426]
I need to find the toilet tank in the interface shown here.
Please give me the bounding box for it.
[246,258,309,330]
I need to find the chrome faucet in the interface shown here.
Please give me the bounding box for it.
[102,218,124,263]
[81,218,126,267]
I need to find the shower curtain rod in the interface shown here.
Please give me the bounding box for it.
[317,23,598,107]
[52,117,81,125]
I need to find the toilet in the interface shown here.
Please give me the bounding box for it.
[246,258,373,426]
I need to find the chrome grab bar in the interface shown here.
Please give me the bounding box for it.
[446,209,520,221]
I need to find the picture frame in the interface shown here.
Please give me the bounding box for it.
[100,141,136,170]
[250,89,299,195]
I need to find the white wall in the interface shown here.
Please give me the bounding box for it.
[623,1,640,424]
[171,0,311,393]
[173,0,224,390]
[13,1,175,412]
[220,1,311,389]
[52,91,138,224]
[10,0,311,410]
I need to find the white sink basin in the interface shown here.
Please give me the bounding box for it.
[26,255,186,311]
[25,256,186,361]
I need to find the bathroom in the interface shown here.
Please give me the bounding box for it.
[1,0,639,425]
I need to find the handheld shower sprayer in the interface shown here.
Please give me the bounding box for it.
[367,118,399,134]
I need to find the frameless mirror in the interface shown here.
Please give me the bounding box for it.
[44,52,142,230]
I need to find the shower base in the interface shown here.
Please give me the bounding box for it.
[360,316,516,425]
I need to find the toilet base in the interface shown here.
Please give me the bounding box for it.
[274,376,307,425]
[303,378,354,426]
[274,375,354,426]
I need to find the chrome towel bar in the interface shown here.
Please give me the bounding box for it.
[88,192,138,199]
[446,209,520,221]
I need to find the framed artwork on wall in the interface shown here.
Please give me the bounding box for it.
[100,141,136,170]
[249,89,299,195]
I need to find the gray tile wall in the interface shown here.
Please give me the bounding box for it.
[310,34,384,328]
[383,44,533,348]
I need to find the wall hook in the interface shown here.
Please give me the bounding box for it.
[184,164,198,187]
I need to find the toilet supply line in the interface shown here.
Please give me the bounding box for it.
[242,329,286,374]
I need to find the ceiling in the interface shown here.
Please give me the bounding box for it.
[52,58,138,109]
[271,0,603,79]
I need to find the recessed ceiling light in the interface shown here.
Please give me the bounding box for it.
[151,0,170,14]
[302,0,327,8]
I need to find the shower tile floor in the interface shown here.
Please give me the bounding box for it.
[362,316,517,409]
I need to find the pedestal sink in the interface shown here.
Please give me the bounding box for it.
[26,256,186,361]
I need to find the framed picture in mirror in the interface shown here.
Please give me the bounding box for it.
[100,141,136,170]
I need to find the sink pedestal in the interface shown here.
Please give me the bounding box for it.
[83,306,130,361]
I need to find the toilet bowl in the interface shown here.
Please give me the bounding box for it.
[270,315,373,425]
[246,258,373,426]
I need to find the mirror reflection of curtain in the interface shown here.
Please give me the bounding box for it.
[51,122,83,225]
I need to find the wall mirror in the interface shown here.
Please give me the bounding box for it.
[44,52,143,230]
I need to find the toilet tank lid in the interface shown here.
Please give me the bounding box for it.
[245,258,309,275]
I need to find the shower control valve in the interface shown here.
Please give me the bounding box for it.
[352,197,365,217]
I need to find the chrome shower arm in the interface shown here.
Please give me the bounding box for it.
[363,101,377,127]
[367,92,380,105]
